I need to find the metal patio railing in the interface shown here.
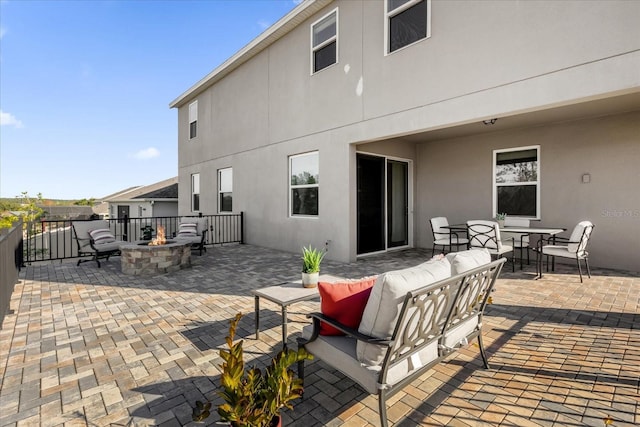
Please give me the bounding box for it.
[22,213,244,264]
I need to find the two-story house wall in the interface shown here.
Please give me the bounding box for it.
[171,0,640,271]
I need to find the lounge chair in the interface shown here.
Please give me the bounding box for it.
[72,220,124,267]
[174,217,208,255]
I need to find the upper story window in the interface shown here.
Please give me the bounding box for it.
[290,151,319,217]
[191,173,200,212]
[311,9,338,73]
[218,168,233,213]
[189,100,198,139]
[493,146,540,219]
[385,0,431,54]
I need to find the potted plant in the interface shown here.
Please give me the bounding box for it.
[495,213,507,228]
[192,313,312,426]
[301,245,325,288]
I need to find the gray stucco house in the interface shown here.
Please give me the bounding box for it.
[170,0,640,271]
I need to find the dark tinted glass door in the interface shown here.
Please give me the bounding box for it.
[357,154,385,254]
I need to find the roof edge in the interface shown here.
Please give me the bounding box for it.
[169,0,332,109]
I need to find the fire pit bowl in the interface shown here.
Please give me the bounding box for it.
[137,240,177,246]
[120,240,191,275]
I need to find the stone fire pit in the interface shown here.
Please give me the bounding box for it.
[120,240,191,275]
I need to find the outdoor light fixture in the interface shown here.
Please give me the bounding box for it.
[483,118,498,125]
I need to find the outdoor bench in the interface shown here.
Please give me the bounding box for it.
[297,249,505,427]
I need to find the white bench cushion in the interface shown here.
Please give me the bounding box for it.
[446,249,491,275]
[357,257,451,366]
[303,325,439,394]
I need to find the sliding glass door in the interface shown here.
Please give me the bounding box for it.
[357,154,410,255]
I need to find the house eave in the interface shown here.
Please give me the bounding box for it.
[169,0,332,109]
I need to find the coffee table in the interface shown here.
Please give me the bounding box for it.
[251,275,343,348]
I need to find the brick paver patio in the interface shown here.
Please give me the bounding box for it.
[0,245,638,426]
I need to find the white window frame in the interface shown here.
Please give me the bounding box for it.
[384,0,431,55]
[492,145,541,220]
[289,151,319,218]
[310,8,338,74]
[218,167,233,213]
[189,100,198,140]
[191,173,200,212]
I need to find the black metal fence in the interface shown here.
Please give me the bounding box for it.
[22,213,244,264]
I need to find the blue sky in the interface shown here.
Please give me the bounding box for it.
[0,0,299,200]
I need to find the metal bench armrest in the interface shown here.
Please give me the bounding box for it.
[303,312,392,346]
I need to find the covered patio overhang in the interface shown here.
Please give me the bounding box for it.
[352,91,640,271]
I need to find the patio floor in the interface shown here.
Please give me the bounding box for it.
[0,244,638,427]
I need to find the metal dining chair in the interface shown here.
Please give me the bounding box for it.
[501,217,531,269]
[537,221,594,282]
[467,220,515,272]
[429,216,469,255]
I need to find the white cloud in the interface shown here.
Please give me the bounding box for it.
[0,110,23,128]
[133,147,160,160]
[257,19,270,30]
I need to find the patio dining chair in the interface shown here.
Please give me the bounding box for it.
[467,220,515,272]
[537,220,594,283]
[502,217,531,269]
[429,216,469,255]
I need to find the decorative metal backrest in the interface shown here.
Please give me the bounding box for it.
[382,277,462,372]
[576,222,594,255]
[442,260,504,334]
[467,221,501,250]
[379,258,505,385]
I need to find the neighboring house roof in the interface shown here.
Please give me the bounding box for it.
[103,177,179,202]
[135,183,178,199]
[99,186,143,201]
[92,202,109,215]
[39,206,95,220]
[169,0,332,109]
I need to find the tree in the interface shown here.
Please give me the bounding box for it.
[0,192,46,230]
[74,198,96,206]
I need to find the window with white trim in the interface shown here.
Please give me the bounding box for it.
[218,168,233,213]
[189,100,198,139]
[311,9,338,73]
[290,151,319,216]
[493,146,540,218]
[385,0,430,54]
[191,173,200,212]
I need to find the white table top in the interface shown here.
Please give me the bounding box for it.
[500,227,565,235]
[251,274,344,305]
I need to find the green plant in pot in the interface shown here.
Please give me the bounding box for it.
[301,245,325,288]
[495,212,507,228]
[192,313,312,426]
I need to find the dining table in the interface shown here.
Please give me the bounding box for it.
[441,222,566,276]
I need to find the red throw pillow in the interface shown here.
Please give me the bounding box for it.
[318,277,377,336]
